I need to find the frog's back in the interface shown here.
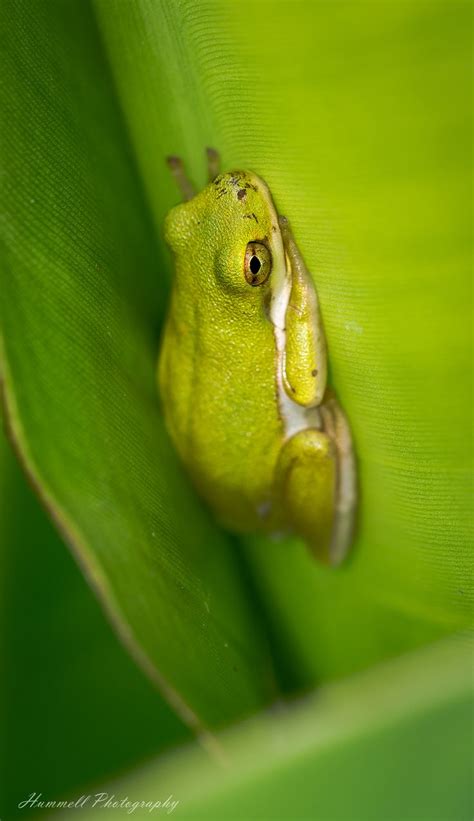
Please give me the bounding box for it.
[159,168,286,530]
[159,259,283,531]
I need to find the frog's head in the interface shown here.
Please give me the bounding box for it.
[165,170,290,328]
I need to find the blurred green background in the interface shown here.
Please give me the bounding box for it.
[0,0,472,818]
[0,432,189,814]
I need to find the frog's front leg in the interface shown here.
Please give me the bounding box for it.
[274,393,356,565]
[166,148,221,201]
[206,147,220,181]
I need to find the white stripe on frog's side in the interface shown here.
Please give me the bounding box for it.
[269,247,322,441]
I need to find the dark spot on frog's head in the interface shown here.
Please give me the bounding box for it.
[312,369,318,377]
[237,188,246,200]
[291,385,296,393]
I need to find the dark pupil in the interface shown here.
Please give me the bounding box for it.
[250,255,261,275]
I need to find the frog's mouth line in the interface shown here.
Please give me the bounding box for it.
[269,227,322,441]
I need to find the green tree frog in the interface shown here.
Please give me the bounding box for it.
[158,149,356,565]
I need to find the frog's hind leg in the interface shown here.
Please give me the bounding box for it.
[206,147,220,181]
[274,427,336,563]
[274,395,356,565]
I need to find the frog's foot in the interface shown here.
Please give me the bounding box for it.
[320,393,357,565]
[166,149,220,198]
[206,147,220,181]
[166,155,196,201]
[275,395,356,565]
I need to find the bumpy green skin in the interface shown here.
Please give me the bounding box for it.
[158,170,338,559]
[159,172,283,530]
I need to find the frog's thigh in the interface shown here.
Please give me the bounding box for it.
[275,398,356,565]
[274,429,336,564]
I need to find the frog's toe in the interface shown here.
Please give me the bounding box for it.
[206,147,221,181]
[166,155,196,201]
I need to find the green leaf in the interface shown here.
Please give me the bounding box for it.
[0,431,188,817]
[1,0,471,745]
[94,0,472,686]
[0,0,274,732]
[78,636,473,821]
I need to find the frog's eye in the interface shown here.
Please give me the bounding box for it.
[244,242,272,286]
